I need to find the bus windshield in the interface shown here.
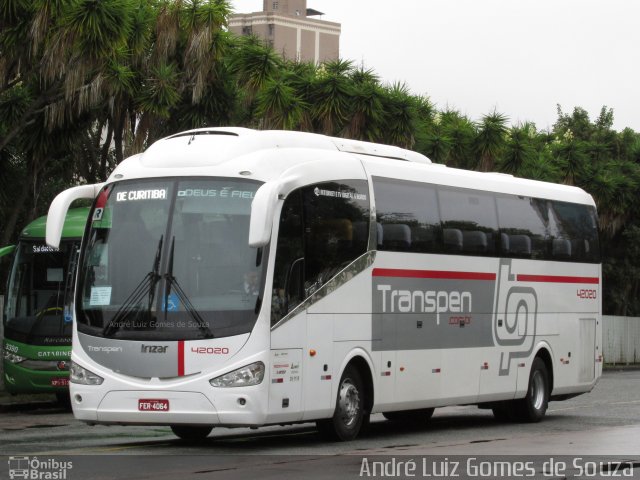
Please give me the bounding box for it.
[76,178,264,341]
[4,240,78,345]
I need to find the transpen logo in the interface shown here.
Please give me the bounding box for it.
[376,284,472,325]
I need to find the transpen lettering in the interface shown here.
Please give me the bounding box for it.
[377,284,472,325]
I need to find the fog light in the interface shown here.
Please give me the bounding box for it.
[238,397,246,406]
[75,394,83,403]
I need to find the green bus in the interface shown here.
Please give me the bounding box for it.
[2,208,89,401]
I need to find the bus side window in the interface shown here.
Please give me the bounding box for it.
[373,176,441,254]
[302,181,369,295]
[439,188,498,256]
[271,191,304,326]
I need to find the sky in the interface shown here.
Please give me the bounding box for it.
[230,0,639,132]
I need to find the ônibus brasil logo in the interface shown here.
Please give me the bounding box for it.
[8,456,72,479]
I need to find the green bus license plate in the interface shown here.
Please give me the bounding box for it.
[138,399,169,411]
[50,378,69,387]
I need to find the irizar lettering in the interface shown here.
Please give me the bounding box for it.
[377,284,472,325]
[141,344,168,353]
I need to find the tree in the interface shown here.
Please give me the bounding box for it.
[474,111,508,172]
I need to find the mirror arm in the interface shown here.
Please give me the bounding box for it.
[46,183,105,248]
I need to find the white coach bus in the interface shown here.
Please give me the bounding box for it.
[46,128,601,441]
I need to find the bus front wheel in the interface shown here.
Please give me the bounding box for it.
[170,425,213,441]
[317,365,366,441]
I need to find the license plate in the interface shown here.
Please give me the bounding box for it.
[51,378,69,387]
[138,399,170,412]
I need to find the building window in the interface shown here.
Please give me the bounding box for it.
[268,24,274,36]
[242,26,252,35]
[272,1,278,10]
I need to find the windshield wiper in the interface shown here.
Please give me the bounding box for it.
[103,235,163,337]
[164,236,213,339]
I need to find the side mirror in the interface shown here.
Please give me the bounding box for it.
[0,245,15,259]
[249,182,280,248]
[46,183,104,248]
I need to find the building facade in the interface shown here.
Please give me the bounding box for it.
[229,0,341,64]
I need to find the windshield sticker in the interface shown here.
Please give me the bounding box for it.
[162,293,180,312]
[116,189,167,202]
[177,188,255,199]
[90,286,112,306]
[92,207,104,221]
[313,187,367,201]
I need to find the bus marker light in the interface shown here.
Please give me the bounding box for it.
[309,349,317,357]
[399,367,405,372]
[321,375,332,381]
[381,371,391,376]
[272,378,284,384]
[432,368,441,374]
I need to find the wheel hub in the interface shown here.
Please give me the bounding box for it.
[338,379,360,427]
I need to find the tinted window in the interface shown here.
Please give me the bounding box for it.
[550,202,600,262]
[439,188,498,255]
[373,177,441,253]
[370,177,599,264]
[271,180,370,324]
[496,196,549,259]
[302,181,370,295]
[271,191,304,325]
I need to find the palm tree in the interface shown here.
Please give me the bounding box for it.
[255,78,306,130]
[474,111,508,172]
[379,82,416,148]
[498,123,536,175]
[440,110,475,168]
[309,60,353,136]
[342,75,383,141]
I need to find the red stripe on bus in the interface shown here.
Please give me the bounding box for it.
[516,274,600,284]
[372,268,496,281]
[178,341,185,376]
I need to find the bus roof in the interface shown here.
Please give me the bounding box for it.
[106,128,595,207]
[21,207,90,240]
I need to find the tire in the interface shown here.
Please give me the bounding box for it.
[170,425,213,441]
[513,357,549,422]
[316,365,366,441]
[383,408,435,424]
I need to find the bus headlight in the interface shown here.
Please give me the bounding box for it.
[70,361,104,385]
[209,362,265,388]
[3,350,25,364]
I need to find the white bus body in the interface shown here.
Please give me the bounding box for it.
[46,128,602,441]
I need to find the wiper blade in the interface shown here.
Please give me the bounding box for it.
[164,236,213,339]
[103,235,163,337]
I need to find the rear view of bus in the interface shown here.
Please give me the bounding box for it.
[3,209,88,401]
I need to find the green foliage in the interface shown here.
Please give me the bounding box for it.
[1,0,640,316]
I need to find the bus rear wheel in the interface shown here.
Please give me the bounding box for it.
[316,365,366,441]
[170,425,213,441]
[383,408,435,424]
[513,357,549,422]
